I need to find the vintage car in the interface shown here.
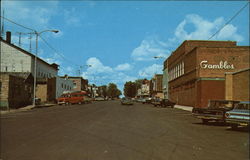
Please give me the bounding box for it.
[192,100,240,124]
[95,97,105,101]
[225,101,250,129]
[57,91,91,105]
[151,98,176,108]
[121,98,134,105]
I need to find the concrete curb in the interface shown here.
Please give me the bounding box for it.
[0,104,56,115]
[174,105,193,112]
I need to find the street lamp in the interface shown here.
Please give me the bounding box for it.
[33,29,59,106]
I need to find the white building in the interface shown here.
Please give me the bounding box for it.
[57,76,74,98]
[0,32,59,78]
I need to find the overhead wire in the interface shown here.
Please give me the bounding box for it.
[0,15,82,68]
[0,15,35,32]
[208,1,249,40]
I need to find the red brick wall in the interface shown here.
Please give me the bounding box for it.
[196,80,225,108]
[197,47,250,78]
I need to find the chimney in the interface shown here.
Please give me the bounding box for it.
[6,31,11,43]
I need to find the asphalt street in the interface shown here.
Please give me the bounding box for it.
[0,100,249,160]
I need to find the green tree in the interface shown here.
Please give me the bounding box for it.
[107,83,121,98]
[123,81,137,98]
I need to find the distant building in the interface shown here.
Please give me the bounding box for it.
[68,76,88,92]
[0,73,33,109]
[164,40,249,108]
[151,74,163,99]
[36,76,74,102]
[137,79,150,98]
[162,59,169,99]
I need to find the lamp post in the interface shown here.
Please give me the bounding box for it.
[33,30,59,106]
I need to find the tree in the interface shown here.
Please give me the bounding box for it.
[107,83,121,98]
[123,81,137,98]
[100,85,108,97]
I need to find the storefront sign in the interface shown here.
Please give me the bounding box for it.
[200,61,234,70]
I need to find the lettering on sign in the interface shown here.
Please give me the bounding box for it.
[200,61,234,70]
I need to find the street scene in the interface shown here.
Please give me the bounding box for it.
[0,1,249,160]
[1,101,249,160]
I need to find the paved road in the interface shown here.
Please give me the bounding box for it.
[1,101,249,160]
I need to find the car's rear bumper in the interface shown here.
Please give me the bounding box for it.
[226,118,249,126]
[192,113,224,120]
[57,101,65,105]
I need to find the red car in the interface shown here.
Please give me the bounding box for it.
[57,91,90,105]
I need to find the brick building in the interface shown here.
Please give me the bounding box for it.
[164,40,249,108]
[225,68,249,101]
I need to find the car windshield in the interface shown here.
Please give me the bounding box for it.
[209,101,234,109]
[235,103,250,110]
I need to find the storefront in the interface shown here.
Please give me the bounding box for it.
[166,40,249,108]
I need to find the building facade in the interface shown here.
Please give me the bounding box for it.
[225,68,249,102]
[162,60,169,99]
[0,33,59,78]
[0,73,33,109]
[166,40,249,108]
[151,74,164,98]
[68,76,89,92]
[137,79,150,98]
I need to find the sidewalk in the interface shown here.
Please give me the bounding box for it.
[174,105,193,112]
[0,104,56,115]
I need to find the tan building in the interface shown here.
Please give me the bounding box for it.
[225,68,250,101]
[165,40,249,108]
[68,76,89,92]
[151,74,164,98]
[0,73,33,109]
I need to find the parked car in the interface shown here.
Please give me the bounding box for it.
[151,98,176,108]
[136,98,146,104]
[57,93,69,105]
[57,91,90,105]
[225,101,250,129]
[192,100,240,124]
[145,97,152,104]
[121,98,133,105]
[151,98,162,107]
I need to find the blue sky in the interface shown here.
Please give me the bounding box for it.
[1,0,249,91]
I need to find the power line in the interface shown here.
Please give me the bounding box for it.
[0,15,82,68]
[39,35,81,67]
[0,15,35,32]
[208,2,249,40]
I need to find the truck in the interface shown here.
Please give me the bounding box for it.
[192,100,240,124]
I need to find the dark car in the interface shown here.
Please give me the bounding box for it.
[121,98,134,105]
[151,98,175,108]
[192,100,240,124]
[225,101,250,129]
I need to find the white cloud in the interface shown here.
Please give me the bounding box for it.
[131,36,170,61]
[131,14,244,62]
[86,57,113,74]
[138,64,163,78]
[115,63,133,71]
[3,1,59,31]
[81,57,137,87]
[63,8,82,27]
[173,14,243,42]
